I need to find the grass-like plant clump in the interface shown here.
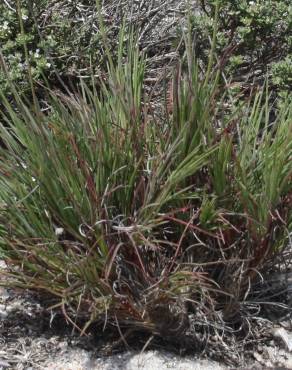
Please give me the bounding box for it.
[0,11,291,362]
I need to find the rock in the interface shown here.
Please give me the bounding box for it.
[0,359,10,369]
[272,327,292,352]
[44,350,226,370]
[0,304,7,319]
[253,352,265,364]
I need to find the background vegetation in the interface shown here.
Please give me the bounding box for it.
[1,1,291,96]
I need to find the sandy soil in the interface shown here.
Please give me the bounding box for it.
[45,350,226,370]
[1,285,292,370]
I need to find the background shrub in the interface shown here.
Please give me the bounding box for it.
[0,0,191,96]
[1,0,291,98]
[185,0,292,92]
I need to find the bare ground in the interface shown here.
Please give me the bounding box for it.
[1,285,292,370]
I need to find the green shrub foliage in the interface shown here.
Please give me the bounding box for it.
[0,0,105,95]
[185,0,292,90]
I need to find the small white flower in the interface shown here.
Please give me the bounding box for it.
[18,63,25,71]
[22,15,28,21]
[55,227,64,236]
[3,21,9,30]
